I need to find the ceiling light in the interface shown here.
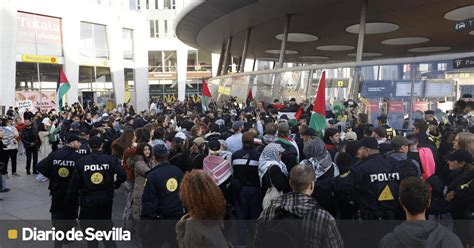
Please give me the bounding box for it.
[265,49,298,55]
[347,52,383,57]
[275,33,318,42]
[444,5,474,21]
[316,45,354,51]
[346,22,399,34]
[299,56,330,60]
[408,47,451,53]
[381,37,430,45]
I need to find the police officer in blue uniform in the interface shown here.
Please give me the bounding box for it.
[36,134,83,248]
[377,115,397,140]
[77,128,91,155]
[66,136,126,248]
[319,137,403,220]
[141,144,184,248]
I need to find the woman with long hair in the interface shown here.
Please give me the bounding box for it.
[169,133,192,173]
[111,129,135,159]
[453,132,474,158]
[176,170,229,248]
[128,143,156,221]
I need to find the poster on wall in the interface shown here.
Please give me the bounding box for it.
[15,91,56,112]
[395,81,423,97]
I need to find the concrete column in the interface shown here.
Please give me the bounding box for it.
[211,53,220,77]
[222,37,232,75]
[239,28,251,72]
[278,15,291,68]
[62,13,80,105]
[349,0,368,98]
[177,48,188,101]
[0,0,17,111]
[133,16,149,111]
[216,42,225,76]
[107,18,126,106]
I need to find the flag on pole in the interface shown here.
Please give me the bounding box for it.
[309,71,327,138]
[295,106,303,120]
[246,87,254,107]
[201,79,212,112]
[57,66,71,111]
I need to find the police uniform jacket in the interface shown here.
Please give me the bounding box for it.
[141,161,184,220]
[382,124,397,140]
[231,147,261,188]
[77,138,91,155]
[36,146,82,213]
[66,151,126,207]
[448,168,474,219]
[332,153,401,217]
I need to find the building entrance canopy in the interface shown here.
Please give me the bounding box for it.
[176,0,474,63]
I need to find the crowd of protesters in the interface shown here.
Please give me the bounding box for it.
[0,93,473,247]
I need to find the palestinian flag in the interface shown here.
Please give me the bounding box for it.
[309,71,326,138]
[57,66,70,111]
[246,87,253,107]
[201,79,212,112]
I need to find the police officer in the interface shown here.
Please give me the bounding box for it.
[36,134,83,248]
[77,128,91,155]
[141,144,184,248]
[66,136,126,248]
[319,137,402,220]
[377,115,396,140]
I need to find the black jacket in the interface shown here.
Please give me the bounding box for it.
[141,161,184,219]
[66,151,126,211]
[321,154,402,219]
[21,126,38,148]
[36,146,83,213]
[275,137,299,173]
[232,147,261,188]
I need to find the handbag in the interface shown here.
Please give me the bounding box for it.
[262,165,283,209]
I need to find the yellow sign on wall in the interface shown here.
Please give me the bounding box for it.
[21,54,58,64]
[218,86,231,95]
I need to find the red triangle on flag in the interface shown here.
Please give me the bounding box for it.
[202,79,212,97]
[312,71,326,116]
[59,66,69,84]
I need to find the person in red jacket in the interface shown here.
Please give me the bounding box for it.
[15,117,25,156]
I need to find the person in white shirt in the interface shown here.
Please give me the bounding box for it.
[225,121,243,153]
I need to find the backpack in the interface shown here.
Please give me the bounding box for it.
[257,205,319,248]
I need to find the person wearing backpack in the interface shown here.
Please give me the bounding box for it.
[387,136,421,179]
[255,165,343,248]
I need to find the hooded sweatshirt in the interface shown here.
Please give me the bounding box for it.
[379,220,462,248]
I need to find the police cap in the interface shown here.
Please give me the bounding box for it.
[153,144,169,158]
[357,137,379,150]
[65,134,81,143]
[88,136,104,149]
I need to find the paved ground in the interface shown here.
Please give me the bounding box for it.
[0,153,126,221]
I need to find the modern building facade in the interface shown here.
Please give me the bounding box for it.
[0,0,149,112]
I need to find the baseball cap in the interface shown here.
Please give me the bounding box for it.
[88,136,104,149]
[303,128,317,137]
[344,131,357,142]
[371,126,387,138]
[193,137,206,147]
[175,132,187,140]
[71,122,81,129]
[391,136,408,150]
[153,144,169,158]
[209,139,221,152]
[377,115,388,122]
[357,137,379,150]
[424,110,434,115]
[65,134,81,143]
[232,121,243,130]
[406,134,418,145]
[446,150,472,163]
[278,122,290,133]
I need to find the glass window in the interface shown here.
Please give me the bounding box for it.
[164,20,168,36]
[94,24,108,59]
[129,0,136,10]
[15,62,60,91]
[80,22,109,60]
[164,0,171,9]
[187,50,212,71]
[149,20,155,38]
[155,20,160,37]
[122,28,134,60]
[146,0,149,9]
[155,0,159,9]
[78,66,114,107]
[149,51,163,72]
